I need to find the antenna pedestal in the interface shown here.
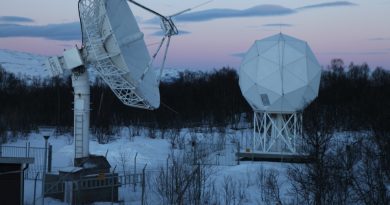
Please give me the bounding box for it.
[72,68,90,159]
[253,111,303,154]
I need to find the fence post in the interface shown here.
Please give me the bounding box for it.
[41,135,50,205]
[196,164,201,205]
[111,165,117,205]
[25,142,29,157]
[237,141,240,165]
[25,143,29,179]
[134,152,138,192]
[166,154,170,203]
[33,172,39,205]
[141,164,147,205]
[48,145,52,173]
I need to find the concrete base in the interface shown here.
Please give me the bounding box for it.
[237,151,314,163]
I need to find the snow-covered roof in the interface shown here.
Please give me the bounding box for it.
[59,166,83,173]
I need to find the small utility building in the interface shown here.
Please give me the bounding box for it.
[0,157,34,205]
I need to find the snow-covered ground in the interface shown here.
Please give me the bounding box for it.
[4,128,293,205]
[6,130,174,172]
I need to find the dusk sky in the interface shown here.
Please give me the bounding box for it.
[0,0,389,70]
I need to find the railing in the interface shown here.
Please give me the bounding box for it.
[0,143,46,179]
[45,173,142,194]
[1,144,32,158]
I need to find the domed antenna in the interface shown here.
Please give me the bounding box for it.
[238,33,322,157]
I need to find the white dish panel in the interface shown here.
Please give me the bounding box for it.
[79,0,160,109]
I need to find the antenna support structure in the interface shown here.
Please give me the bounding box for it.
[253,112,302,154]
[47,48,90,159]
[72,68,90,158]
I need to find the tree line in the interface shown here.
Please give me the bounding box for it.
[0,59,389,139]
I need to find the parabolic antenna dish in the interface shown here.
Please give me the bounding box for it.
[239,33,321,113]
[79,0,159,109]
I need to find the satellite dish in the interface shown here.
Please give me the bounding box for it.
[45,0,190,160]
[238,33,321,154]
[79,0,159,109]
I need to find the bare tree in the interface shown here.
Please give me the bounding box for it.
[167,129,181,149]
[256,168,283,205]
[350,139,389,205]
[115,148,130,175]
[221,175,247,205]
[264,170,282,205]
[159,128,167,139]
[200,178,220,205]
[128,126,135,142]
[222,175,237,205]
[93,126,114,144]
[148,126,157,139]
[154,141,220,205]
[155,154,203,205]
[288,105,334,205]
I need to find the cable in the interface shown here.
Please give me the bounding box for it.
[161,101,179,115]
[127,0,169,22]
[170,0,214,17]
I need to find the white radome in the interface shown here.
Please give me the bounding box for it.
[239,33,321,113]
